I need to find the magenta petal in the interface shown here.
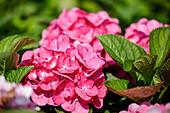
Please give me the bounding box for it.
[31,91,48,106]
[72,100,89,113]
[75,87,91,101]
[61,100,76,112]
[39,82,51,90]
[52,92,66,106]
[97,84,108,98]
[92,96,103,109]
[85,86,98,97]
[21,51,33,61]
[84,80,94,89]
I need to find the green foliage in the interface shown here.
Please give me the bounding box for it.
[104,79,133,91]
[98,27,169,104]
[154,58,170,87]
[0,60,5,75]
[0,34,35,52]
[96,34,146,66]
[0,51,19,73]
[133,54,157,85]
[5,66,34,83]
[123,60,134,72]
[149,27,170,69]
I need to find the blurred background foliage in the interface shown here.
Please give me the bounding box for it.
[0,0,169,41]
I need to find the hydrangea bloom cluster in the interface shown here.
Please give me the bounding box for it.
[119,102,170,113]
[0,75,35,109]
[125,18,169,53]
[40,7,122,66]
[19,34,107,113]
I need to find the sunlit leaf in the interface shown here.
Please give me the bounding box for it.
[5,66,34,83]
[149,27,170,69]
[96,34,146,66]
[104,79,134,91]
[0,35,35,52]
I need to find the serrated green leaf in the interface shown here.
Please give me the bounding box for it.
[0,34,35,52]
[133,54,157,85]
[154,58,170,87]
[149,27,170,69]
[0,60,5,75]
[104,79,134,91]
[4,66,34,83]
[123,60,134,71]
[0,51,19,72]
[96,34,146,66]
[10,37,35,52]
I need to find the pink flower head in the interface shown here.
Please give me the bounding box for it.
[40,7,121,65]
[125,18,169,53]
[20,33,107,113]
[120,102,170,113]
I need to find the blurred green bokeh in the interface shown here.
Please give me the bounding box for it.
[0,0,169,41]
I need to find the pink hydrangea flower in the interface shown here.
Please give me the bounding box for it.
[125,18,169,53]
[40,7,121,65]
[20,34,107,113]
[119,102,170,113]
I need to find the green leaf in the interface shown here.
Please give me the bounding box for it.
[0,60,5,75]
[10,37,35,52]
[96,34,146,66]
[0,51,19,72]
[154,58,170,87]
[4,66,34,83]
[0,34,35,52]
[149,27,170,69]
[104,79,134,91]
[88,108,93,113]
[133,54,157,85]
[123,60,134,71]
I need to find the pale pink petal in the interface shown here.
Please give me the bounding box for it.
[21,51,33,61]
[97,84,108,98]
[61,100,76,112]
[75,87,91,101]
[72,101,89,113]
[85,86,98,97]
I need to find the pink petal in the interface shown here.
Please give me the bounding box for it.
[31,91,48,106]
[84,80,94,89]
[85,86,98,97]
[72,100,89,113]
[39,82,51,90]
[39,47,52,60]
[52,92,66,106]
[21,51,33,61]
[75,87,91,101]
[97,84,108,98]
[61,100,76,112]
